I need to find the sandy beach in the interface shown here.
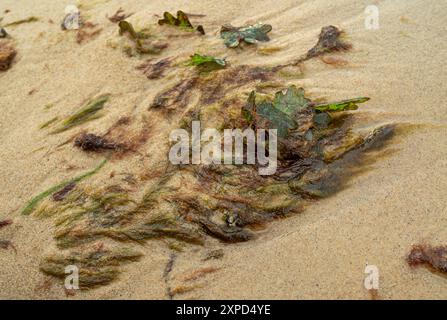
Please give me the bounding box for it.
[0,0,446,299]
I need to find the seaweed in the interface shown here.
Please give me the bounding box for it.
[118,21,168,55]
[220,23,272,48]
[158,11,205,35]
[40,244,142,289]
[407,244,447,275]
[76,22,102,44]
[313,97,370,112]
[136,57,172,79]
[51,95,109,134]
[0,240,15,252]
[4,16,39,27]
[186,53,226,72]
[21,159,107,215]
[0,28,7,38]
[0,41,16,71]
[203,249,224,261]
[305,26,351,60]
[52,182,76,201]
[107,8,133,23]
[39,116,59,129]
[0,219,12,229]
[74,133,121,152]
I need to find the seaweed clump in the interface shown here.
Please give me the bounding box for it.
[51,95,109,134]
[74,133,122,152]
[118,21,168,56]
[0,40,16,71]
[158,11,205,35]
[407,244,447,275]
[40,243,142,289]
[220,24,272,48]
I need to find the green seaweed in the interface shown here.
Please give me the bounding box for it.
[4,16,39,27]
[313,97,370,112]
[186,53,226,72]
[40,245,142,289]
[51,95,109,134]
[220,23,272,48]
[39,116,59,129]
[21,159,107,216]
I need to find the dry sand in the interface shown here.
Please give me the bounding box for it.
[0,0,446,299]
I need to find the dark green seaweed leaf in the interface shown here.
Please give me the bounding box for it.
[220,23,272,48]
[21,159,107,216]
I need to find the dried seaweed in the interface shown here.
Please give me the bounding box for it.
[0,219,12,229]
[158,11,205,35]
[220,23,272,48]
[4,16,39,27]
[407,244,447,275]
[21,159,107,215]
[40,244,142,289]
[0,28,7,38]
[0,41,16,71]
[136,57,172,79]
[51,95,109,134]
[305,25,351,60]
[76,22,102,44]
[118,21,168,55]
[52,183,76,202]
[203,249,224,261]
[74,133,121,152]
[0,240,15,251]
[107,8,133,23]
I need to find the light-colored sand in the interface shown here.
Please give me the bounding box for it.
[0,0,446,299]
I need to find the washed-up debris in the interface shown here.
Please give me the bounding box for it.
[40,244,142,289]
[4,16,39,27]
[51,95,109,134]
[39,116,59,129]
[107,8,133,23]
[118,21,168,56]
[313,97,370,112]
[305,25,351,60]
[74,133,122,152]
[158,11,205,35]
[0,219,12,229]
[187,53,226,72]
[220,23,272,48]
[52,182,76,201]
[61,5,81,30]
[274,25,351,70]
[0,240,15,251]
[203,249,224,261]
[0,41,16,71]
[137,57,172,79]
[407,244,447,275]
[21,159,107,215]
[76,22,102,44]
[0,28,8,38]
[181,267,220,282]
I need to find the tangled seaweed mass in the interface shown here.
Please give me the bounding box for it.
[13,8,401,291]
